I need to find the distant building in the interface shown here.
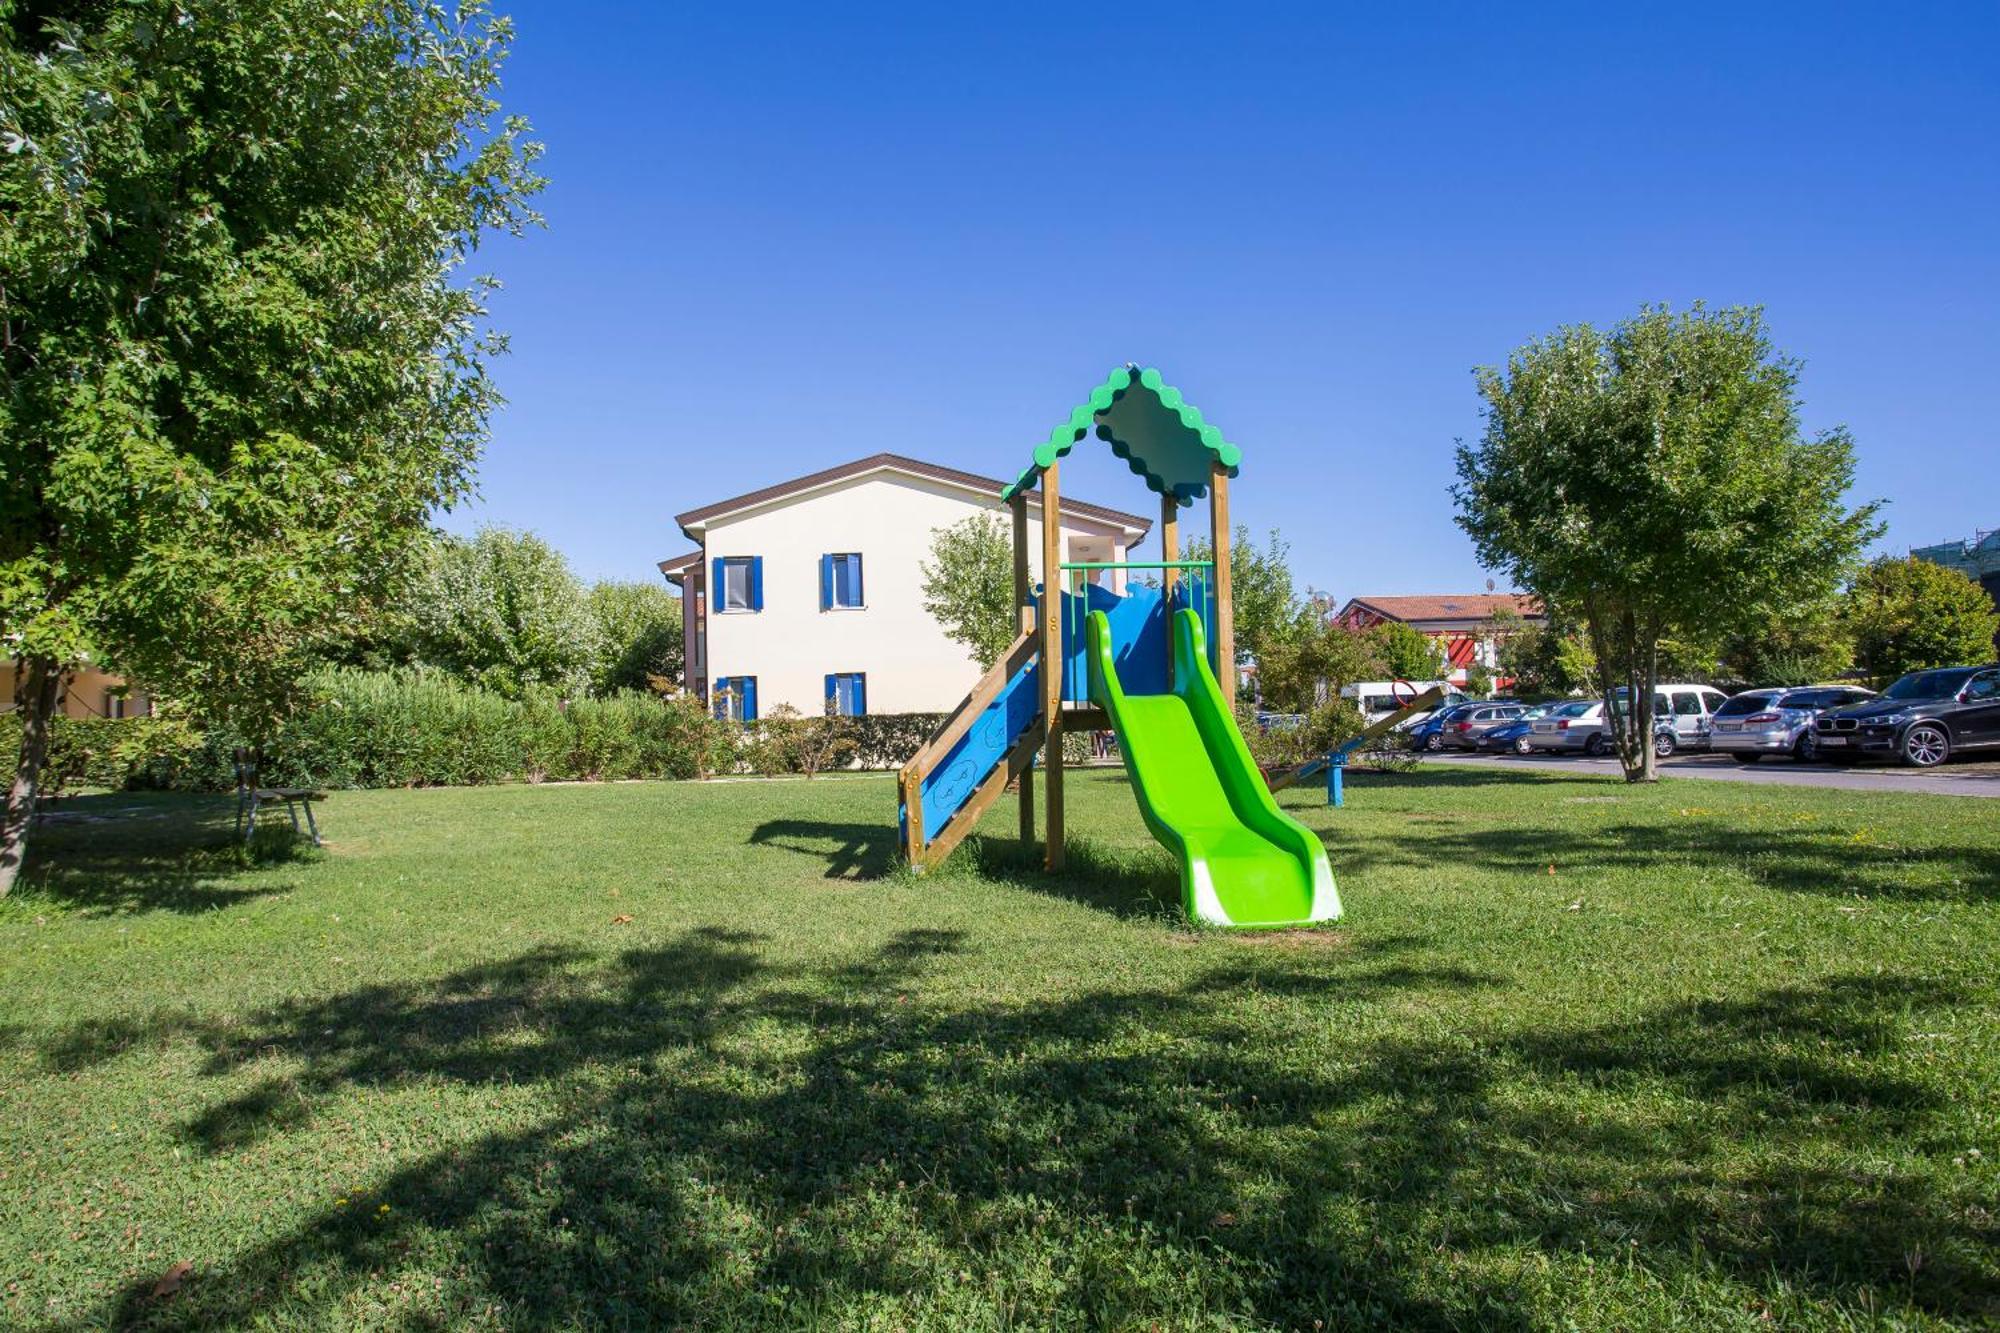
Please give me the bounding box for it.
[1911,527,2000,651]
[1332,593,1544,685]
[659,453,1151,717]
[0,662,152,720]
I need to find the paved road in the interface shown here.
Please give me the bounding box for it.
[1421,749,2000,798]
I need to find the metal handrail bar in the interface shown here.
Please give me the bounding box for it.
[1057,560,1214,571]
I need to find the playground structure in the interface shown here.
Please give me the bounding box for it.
[896,366,1338,928]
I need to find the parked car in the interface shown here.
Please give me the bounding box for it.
[1523,699,1607,754]
[1440,702,1529,750]
[1609,683,1731,753]
[1406,701,1482,751]
[1476,703,1559,754]
[1709,685,1877,763]
[1814,664,2000,767]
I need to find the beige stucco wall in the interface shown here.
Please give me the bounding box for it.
[0,665,152,720]
[698,470,1138,715]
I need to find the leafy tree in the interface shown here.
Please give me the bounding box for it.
[1364,620,1442,682]
[920,514,1015,670]
[1454,305,1880,782]
[0,0,542,891]
[399,529,599,699]
[1182,526,1301,669]
[1255,615,1379,713]
[1488,608,1597,699]
[587,580,683,695]
[1717,600,1853,686]
[1844,557,2000,685]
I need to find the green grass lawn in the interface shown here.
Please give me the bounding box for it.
[2,766,1996,1330]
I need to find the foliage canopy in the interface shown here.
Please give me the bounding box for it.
[1845,557,1999,685]
[919,514,1016,670]
[0,0,543,890]
[1454,305,1880,780]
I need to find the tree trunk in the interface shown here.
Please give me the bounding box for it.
[1637,620,1662,783]
[0,656,62,896]
[1581,601,1659,784]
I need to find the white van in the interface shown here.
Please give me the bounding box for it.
[1611,683,1731,751]
[1340,680,1461,727]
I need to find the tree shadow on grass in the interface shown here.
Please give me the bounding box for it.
[68,928,1993,1329]
[11,794,306,918]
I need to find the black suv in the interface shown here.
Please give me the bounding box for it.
[1814,665,2000,767]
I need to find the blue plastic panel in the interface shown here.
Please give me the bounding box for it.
[916,657,1041,844]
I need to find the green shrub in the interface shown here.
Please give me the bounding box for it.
[850,712,946,769]
[516,689,575,782]
[12,680,932,792]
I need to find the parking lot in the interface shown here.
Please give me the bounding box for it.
[1423,748,2000,797]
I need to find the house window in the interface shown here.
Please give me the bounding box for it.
[714,556,763,612]
[712,676,758,722]
[821,553,864,610]
[825,672,867,717]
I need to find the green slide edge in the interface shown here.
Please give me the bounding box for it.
[1086,608,1342,928]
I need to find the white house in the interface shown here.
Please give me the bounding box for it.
[659,453,1151,717]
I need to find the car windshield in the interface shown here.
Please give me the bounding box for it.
[1550,701,1593,718]
[1883,668,1978,701]
[1521,705,1554,719]
[1715,693,1779,717]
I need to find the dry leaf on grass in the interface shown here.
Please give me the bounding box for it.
[152,1261,193,1298]
[610,914,634,925]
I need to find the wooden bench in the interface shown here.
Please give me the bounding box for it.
[232,748,326,845]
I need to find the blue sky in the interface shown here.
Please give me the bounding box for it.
[456,2,1998,601]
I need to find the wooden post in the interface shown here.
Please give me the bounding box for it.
[1159,493,1179,686]
[1011,493,1034,845]
[900,770,925,866]
[1210,464,1235,714]
[1039,462,1065,871]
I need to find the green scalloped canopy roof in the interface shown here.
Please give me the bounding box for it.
[999,366,1242,508]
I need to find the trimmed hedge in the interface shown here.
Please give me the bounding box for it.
[8,670,970,793]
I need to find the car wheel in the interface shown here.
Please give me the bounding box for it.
[1731,753,1761,765]
[1791,731,1818,763]
[1584,734,1608,757]
[1901,723,1950,768]
[1425,733,1442,751]
[1653,731,1676,759]
[1513,737,1532,755]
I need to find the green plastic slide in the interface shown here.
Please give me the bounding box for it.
[1086,608,1341,928]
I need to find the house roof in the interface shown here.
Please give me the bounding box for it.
[1337,594,1543,625]
[657,550,703,585]
[670,452,1153,544]
[1001,365,1241,508]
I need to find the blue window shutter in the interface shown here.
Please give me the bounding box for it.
[750,557,764,611]
[742,677,758,721]
[823,673,835,712]
[854,674,867,716]
[849,554,864,606]
[819,555,832,611]
[711,558,725,607]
